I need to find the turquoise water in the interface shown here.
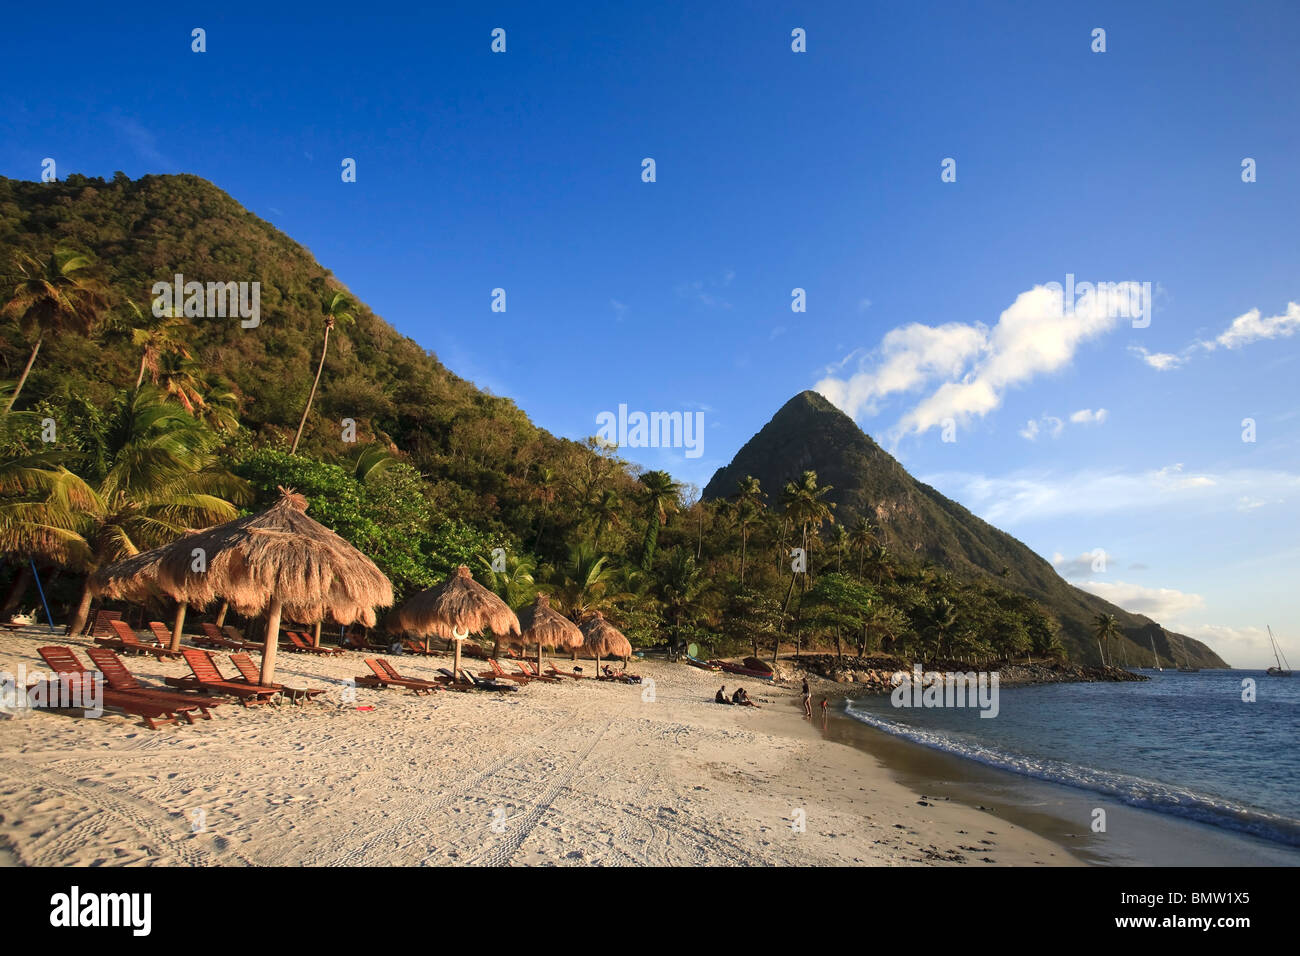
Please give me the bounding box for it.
[844,670,1300,848]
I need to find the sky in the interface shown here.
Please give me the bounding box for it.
[1,1,1297,666]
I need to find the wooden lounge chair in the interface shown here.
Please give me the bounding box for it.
[85,647,225,719]
[354,658,444,695]
[402,639,436,656]
[147,621,177,648]
[545,663,588,680]
[95,619,182,659]
[480,659,533,684]
[226,652,325,701]
[35,646,197,729]
[513,660,563,683]
[163,649,279,706]
[194,622,237,650]
[87,609,122,638]
[287,632,344,656]
[225,624,283,650]
[446,666,519,693]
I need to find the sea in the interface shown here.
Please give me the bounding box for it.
[843,669,1300,858]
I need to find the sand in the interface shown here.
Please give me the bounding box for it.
[0,627,1076,866]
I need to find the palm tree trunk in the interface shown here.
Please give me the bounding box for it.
[5,337,43,414]
[290,325,332,454]
[739,526,748,585]
[67,580,94,636]
[2,565,34,616]
[136,353,147,390]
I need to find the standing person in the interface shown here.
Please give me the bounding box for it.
[801,677,812,717]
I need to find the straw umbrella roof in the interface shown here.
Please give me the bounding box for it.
[517,593,583,651]
[154,488,394,625]
[90,541,182,605]
[399,565,520,639]
[580,610,632,659]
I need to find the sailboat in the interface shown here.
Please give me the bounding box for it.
[1174,631,1199,672]
[1266,625,1292,677]
[1149,634,1163,671]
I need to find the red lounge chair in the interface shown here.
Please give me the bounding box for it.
[227,652,325,701]
[512,660,562,683]
[288,632,344,656]
[354,658,443,695]
[85,647,225,719]
[195,622,236,650]
[163,649,279,706]
[147,621,177,648]
[225,624,281,650]
[87,610,122,638]
[480,659,532,684]
[35,646,197,729]
[96,619,181,659]
[546,663,588,680]
[402,639,437,656]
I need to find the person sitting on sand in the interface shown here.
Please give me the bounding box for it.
[715,685,731,704]
[732,686,758,707]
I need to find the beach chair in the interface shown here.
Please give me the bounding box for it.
[227,652,325,701]
[163,649,279,706]
[510,660,562,683]
[87,610,122,638]
[287,632,344,656]
[148,621,178,648]
[96,619,182,659]
[195,622,237,650]
[85,647,225,719]
[225,624,283,650]
[402,639,436,656]
[545,662,587,680]
[35,646,197,729]
[455,667,520,693]
[480,659,534,684]
[354,659,443,695]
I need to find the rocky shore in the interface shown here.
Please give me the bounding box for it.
[794,654,1149,694]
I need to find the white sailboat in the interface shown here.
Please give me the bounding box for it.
[1149,634,1163,671]
[1266,625,1292,677]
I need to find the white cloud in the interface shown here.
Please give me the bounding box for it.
[1204,301,1300,350]
[1071,580,1205,619]
[1069,408,1108,425]
[923,465,1299,525]
[1052,550,1113,578]
[1129,345,1185,371]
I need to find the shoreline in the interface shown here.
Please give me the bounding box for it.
[813,678,1300,866]
[0,627,1072,867]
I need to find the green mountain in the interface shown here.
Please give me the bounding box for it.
[703,390,1227,667]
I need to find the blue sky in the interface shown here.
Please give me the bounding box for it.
[2,1,1298,666]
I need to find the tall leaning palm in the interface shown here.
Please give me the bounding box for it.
[730,475,764,585]
[1093,612,1121,667]
[290,290,356,454]
[637,469,681,570]
[2,249,107,413]
[779,470,835,613]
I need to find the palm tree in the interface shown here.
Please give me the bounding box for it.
[124,301,192,390]
[1093,612,1120,667]
[926,596,958,662]
[547,544,620,621]
[730,475,764,584]
[586,489,622,551]
[779,470,835,614]
[2,249,107,413]
[290,289,356,454]
[2,387,250,634]
[637,470,681,570]
[152,351,208,414]
[849,517,877,577]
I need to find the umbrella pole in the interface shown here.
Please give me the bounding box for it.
[260,597,284,686]
[170,601,188,652]
[215,600,229,628]
[537,642,543,675]
[312,620,321,648]
[452,637,463,681]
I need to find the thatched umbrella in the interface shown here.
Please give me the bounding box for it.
[517,593,583,675]
[580,611,632,674]
[399,565,520,677]
[90,540,193,651]
[154,489,393,685]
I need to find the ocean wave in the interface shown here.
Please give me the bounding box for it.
[843,700,1300,848]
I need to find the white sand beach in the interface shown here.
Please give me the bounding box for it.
[0,628,1075,867]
